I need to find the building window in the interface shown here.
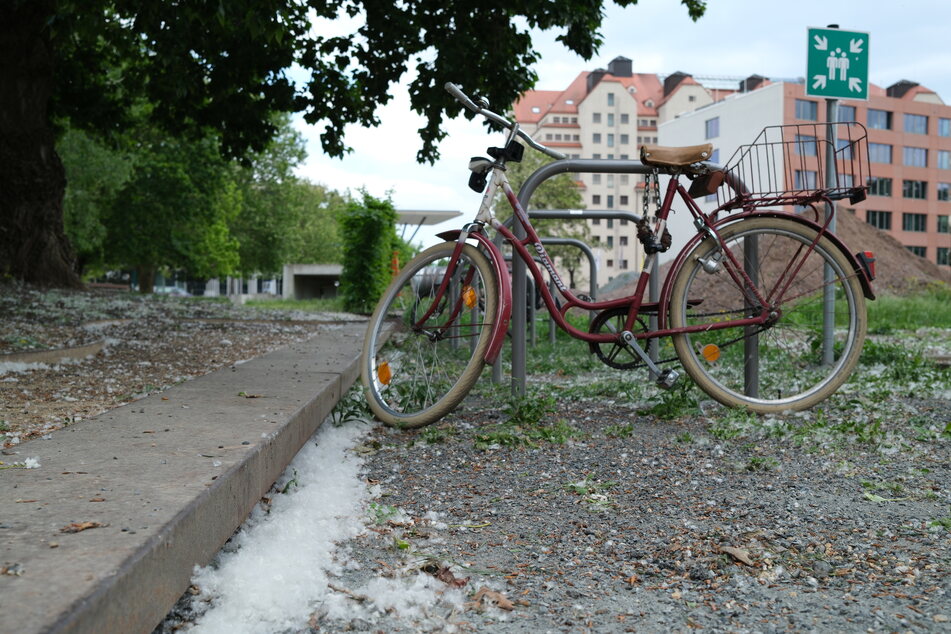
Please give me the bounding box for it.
[838,104,856,121]
[621,259,629,269]
[795,135,818,156]
[592,174,601,184]
[869,143,893,164]
[903,147,928,168]
[620,134,629,144]
[795,170,817,190]
[620,195,629,206]
[592,195,601,205]
[593,153,601,159]
[705,117,719,139]
[592,218,601,225]
[940,118,951,137]
[592,112,601,123]
[607,236,614,247]
[620,154,628,160]
[938,150,951,170]
[795,99,818,120]
[903,180,927,199]
[607,219,614,228]
[902,212,927,232]
[837,173,854,188]
[903,113,928,134]
[607,113,615,127]
[607,133,615,147]
[620,113,629,124]
[607,195,614,208]
[620,236,629,246]
[868,109,892,130]
[620,175,629,185]
[868,176,892,196]
[607,93,615,106]
[939,183,951,202]
[938,215,949,232]
[607,174,614,186]
[866,210,891,230]
[906,246,927,258]
[593,133,602,144]
[938,247,950,266]
[607,259,614,267]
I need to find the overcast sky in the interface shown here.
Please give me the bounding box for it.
[293,0,951,247]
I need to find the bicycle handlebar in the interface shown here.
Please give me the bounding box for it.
[444,82,566,160]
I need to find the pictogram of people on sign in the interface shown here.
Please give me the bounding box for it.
[827,49,850,81]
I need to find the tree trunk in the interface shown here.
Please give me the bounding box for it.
[137,266,156,294]
[0,2,81,288]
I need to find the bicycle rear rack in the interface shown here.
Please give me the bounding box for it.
[717,122,869,211]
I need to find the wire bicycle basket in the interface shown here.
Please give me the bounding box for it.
[717,122,869,211]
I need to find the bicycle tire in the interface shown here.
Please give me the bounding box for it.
[669,216,866,413]
[361,242,499,428]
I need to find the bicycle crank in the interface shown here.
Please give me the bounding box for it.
[620,330,681,390]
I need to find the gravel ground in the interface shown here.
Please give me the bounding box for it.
[7,282,948,632]
[0,282,363,446]
[305,333,951,633]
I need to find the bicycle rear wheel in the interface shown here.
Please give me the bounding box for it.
[361,242,498,428]
[669,216,866,413]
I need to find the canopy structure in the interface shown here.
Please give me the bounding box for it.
[397,209,462,243]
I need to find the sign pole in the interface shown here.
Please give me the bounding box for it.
[822,95,838,365]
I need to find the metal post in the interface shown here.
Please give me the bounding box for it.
[822,99,838,365]
[648,265,659,380]
[744,235,759,397]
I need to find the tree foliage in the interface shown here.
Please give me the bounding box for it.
[2,0,706,286]
[101,130,242,292]
[58,129,134,274]
[339,191,398,314]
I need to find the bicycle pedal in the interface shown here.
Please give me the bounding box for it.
[656,369,681,390]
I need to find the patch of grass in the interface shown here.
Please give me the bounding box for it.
[369,502,401,525]
[746,456,779,472]
[245,297,347,313]
[503,391,557,426]
[604,423,635,438]
[0,420,9,433]
[331,388,372,426]
[417,425,456,444]
[927,508,951,531]
[639,380,699,420]
[675,431,694,444]
[867,283,951,331]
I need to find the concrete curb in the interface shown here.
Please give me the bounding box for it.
[0,321,369,633]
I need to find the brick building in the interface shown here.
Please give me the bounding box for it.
[514,57,951,283]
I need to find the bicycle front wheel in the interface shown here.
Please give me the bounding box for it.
[361,242,499,428]
[669,216,866,413]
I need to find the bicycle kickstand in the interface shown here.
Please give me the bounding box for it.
[620,331,681,390]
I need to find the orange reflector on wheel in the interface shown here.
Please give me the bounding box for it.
[377,361,392,385]
[701,343,721,363]
[462,285,477,309]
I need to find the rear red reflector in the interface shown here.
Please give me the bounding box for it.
[856,250,876,281]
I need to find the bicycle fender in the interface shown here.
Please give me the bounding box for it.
[659,212,876,328]
[437,231,512,364]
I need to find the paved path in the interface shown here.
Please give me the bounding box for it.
[0,322,368,634]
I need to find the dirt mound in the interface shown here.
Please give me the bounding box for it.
[834,209,951,295]
[600,210,950,300]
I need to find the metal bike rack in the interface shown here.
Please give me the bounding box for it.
[491,156,656,395]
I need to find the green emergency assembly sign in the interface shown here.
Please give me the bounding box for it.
[806,27,869,100]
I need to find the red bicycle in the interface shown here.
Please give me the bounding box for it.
[361,83,875,428]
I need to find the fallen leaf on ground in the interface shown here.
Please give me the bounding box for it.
[468,586,514,611]
[60,521,105,533]
[719,545,755,566]
[433,565,469,588]
[238,392,263,398]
